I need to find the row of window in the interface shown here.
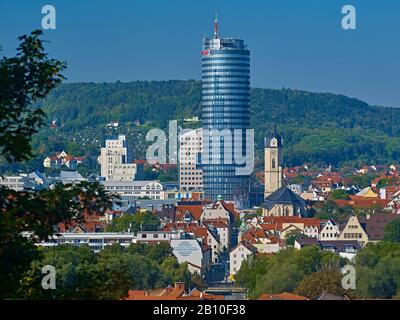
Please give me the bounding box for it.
[202,83,250,89]
[202,65,250,72]
[343,233,363,239]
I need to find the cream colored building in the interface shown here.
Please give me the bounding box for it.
[319,220,340,241]
[338,216,369,247]
[229,242,257,277]
[264,129,283,198]
[98,135,139,181]
[101,180,165,200]
[179,128,203,191]
[200,200,233,223]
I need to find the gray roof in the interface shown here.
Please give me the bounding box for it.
[28,171,46,180]
[123,199,178,207]
[59,171,85,180]
[318,291,350,300]
[101,180,161,187]
[364,214,400,241]
[264,126,282,147]
[263,186,306,210]
[319,240,361,252]
[296,235,318,247]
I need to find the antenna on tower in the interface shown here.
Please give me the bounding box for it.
[213,0,220,39]
[214,11,219,39]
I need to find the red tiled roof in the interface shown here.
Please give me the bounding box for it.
[335,196,390,208]
[258,292,309,300]
[176,205,204,221]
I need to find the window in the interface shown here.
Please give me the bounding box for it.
[272,158,276,169]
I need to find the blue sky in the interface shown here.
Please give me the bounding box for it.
[1,0,399,107]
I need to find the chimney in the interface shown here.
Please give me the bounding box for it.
[174,282,185,291]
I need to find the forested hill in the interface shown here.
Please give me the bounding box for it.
[36,80,400,167]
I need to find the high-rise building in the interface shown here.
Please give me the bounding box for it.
[98,135,142,181]
[201,17,251,205]
[264,128,283,197]
[179,128,203,191]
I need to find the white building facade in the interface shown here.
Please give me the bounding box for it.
[101,180,165,200]
[98,135,139,181]
[179,128,203,191]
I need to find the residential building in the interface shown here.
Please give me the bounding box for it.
[201,17,251,206]
[356,187,379,198]
[136,231,180,243]
[101,180,165,200]
[179,128,203,191]
[43,151,84,170]
[257,292,308,300]
[319,240,361,260]
[294,235,319,250]
[43,156,61,169]
[338,216,369,247]
[261,216,320,240]
[125,282,223,300]
[200,200,235,223]
[319,219,340,241]
[170,238,211,276]
[364,213,400,242]
[294,237,361,260]
[203,219,230,251]
[35,233,137,253]
[229,241,257,277]
[56,170,86,184]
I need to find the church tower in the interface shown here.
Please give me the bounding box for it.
[264,126,283,198]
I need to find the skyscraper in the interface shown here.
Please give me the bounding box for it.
[201,17,251,205]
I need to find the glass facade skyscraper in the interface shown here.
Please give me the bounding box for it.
[201,18,251,206]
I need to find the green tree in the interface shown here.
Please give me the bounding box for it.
[0,31,114,299]
[107,211,160,233]
[383,219,400,243]
[285,229,303,246]
[236,246,344,299]
[0,30,65,162]
[329,189,350,200]
[354,242,400,299]
[294,269,344,299]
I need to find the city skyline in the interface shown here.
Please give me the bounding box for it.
[1,0,399,107]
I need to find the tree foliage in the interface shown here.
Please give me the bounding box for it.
[17,243,192,300]
[106,211,160,233]
[294,269,344,299]
[383,219,400,243]
[32,81,400,168]
[235,246,345,299]
[0,31,114,299]
[354,242,400,299]
[0,30,66,162]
